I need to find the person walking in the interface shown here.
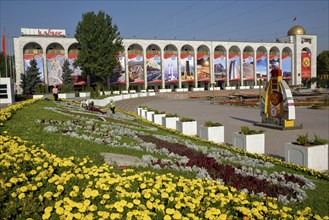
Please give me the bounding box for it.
[110,100,116,114]
[52,85,59,101]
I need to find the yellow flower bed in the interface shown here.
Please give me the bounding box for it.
[0,99,39,123]
[1,135,328,219]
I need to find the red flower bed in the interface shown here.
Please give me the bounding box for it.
[138,134,303,200]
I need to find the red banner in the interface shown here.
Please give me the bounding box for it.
[301,52,311,78]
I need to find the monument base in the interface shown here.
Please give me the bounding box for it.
[254,122,303,130]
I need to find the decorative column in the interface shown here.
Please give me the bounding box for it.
[226,52,230,87]
[161,48,165,89]
[240,51,243,86]
[210,48,215,84]
[178,50,182,89]
[253,50,257,86]
[125,48,129,90]
[143,49,147,90]
[194,51,198,88]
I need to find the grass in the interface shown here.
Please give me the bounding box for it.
[1,99,329,217]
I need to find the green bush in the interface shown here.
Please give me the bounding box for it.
[296,133,328,146]
[240,126,264,135]
[180,117,195,122]
[204,121,223,127]
[165,113,179,118]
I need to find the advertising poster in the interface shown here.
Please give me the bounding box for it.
[112,53,126,84]
[214,54,226,80]
[24,54,44,83]
[256,55,267,78]
[146,54,161,83]
[301,52,311,78]
[197,54,210,81]
[164,54,178,82]
[228,54,240,80]
[269,55,280,76]
[46,54,64,85]
[243,55,254,79]
[128,54,144,83]
[68,54,82,76]
[180,54,194,81]
[282,55,292,78]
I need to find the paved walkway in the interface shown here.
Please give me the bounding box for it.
[116,92,329,169]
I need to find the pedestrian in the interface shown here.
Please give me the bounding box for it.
[110,100,116,114]
[87,101,106,114]
[52,85,59,101]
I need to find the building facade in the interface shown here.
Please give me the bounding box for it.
[13,26,317,93]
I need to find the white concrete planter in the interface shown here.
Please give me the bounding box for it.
[33,94,44,99]
[137,107,144,116]
[141,90,147,93]
[232,132,265,154]
[130,90,136,94]
[113,91,120,95]
[148,92,156,96]
[225,86,236,90]
[121,90,129,94]
[152,114,166,125]
[147,89,155,92]
[159,89,167,93]
[191,88,199,91]
[198,125,224,143]
[176,121,197,136]
[122,94,131,99]
[175,88,185,92]
[104,91,111,95]
[213,87,221,91]
[166,89,172,92]
[58,93,75,99]
[252,85,263,89]
[239,86,250,90]
[284,143,328,171]
[140,109,147,118]
[139,93,147,97]
[162,117,179,129]
[79,92,90,98]
[146,111,155,121]
[131,93,138,98]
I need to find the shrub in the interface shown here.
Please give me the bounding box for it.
[180,117,195,122]
[296,133,328,146]
[240,126,264,135]
[165,113,179,117]
[204,121,223,127]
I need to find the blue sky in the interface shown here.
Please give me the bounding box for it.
[1,0,328,55]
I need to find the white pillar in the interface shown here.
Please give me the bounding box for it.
[161,48,165,89]
[143,51,147,90]
[178,50,182,89]
[125,49,129,90]
[194,51,198,88]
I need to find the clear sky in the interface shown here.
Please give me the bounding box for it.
[1,0,328,55]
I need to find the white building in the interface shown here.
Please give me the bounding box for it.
[13,26,316,93]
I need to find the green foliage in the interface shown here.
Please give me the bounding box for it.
[180,117,195,122]
[20,58,41,95]
[240,126,264,135]
[165,113,179,117]
[296,133,310,146]
[317,50,329,76]
[35,84,46,94]
[313,134,329,145]
[204,121,223,127]
[74,11,124,84]
[61,59,74,92]
[296,133,328,146]
[154,110,165,114]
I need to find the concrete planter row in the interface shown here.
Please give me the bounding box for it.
[137,107,224,142]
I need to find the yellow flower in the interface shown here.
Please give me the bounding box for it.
[146,201,153,210]
[164,215,172,220]
[133,199,140,205]
[18,193,25,200]
[127,202,134,208]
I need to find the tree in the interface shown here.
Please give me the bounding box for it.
[74,11,124,86]
[316,50,329,88]
[20,58,41,95]
[0,51,5,77]
[61,59,74,92]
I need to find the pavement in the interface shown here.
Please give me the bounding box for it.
[115,90,329,170]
